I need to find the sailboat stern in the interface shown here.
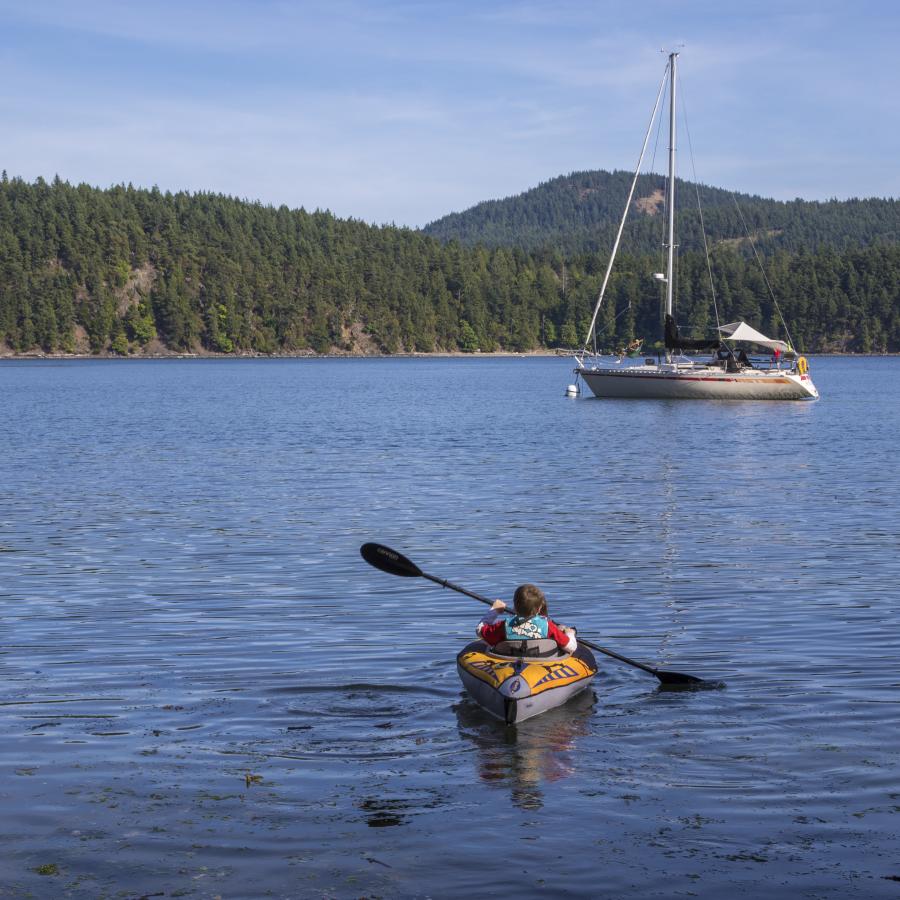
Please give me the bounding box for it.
[791,369,819,400]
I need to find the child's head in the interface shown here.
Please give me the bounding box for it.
[513,584,547,618]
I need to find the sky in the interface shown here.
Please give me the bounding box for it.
[1,0,898,227]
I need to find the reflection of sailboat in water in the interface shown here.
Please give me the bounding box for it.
[454,691,594,811]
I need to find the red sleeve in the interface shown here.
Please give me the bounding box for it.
[479,621,506,646]
[547,619,572,650]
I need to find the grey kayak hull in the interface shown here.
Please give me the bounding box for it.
[456,640,598,725]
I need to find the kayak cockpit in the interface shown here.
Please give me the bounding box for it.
[490,638,568,659]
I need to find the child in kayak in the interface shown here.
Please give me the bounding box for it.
[477,584,577,654]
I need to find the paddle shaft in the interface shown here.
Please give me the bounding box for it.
[359,542,707,686]
[421,571,681,682]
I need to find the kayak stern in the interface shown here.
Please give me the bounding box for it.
[456,640,598,725]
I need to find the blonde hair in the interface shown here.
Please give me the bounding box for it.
[513,584,547,618]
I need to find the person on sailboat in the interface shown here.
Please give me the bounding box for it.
[477,585,577,654]
[713,344,741,372]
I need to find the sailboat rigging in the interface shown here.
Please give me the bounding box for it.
[574,52,819,401]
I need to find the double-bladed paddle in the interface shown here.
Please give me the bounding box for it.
[359,542,712,688]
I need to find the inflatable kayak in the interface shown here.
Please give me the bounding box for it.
[457,639,598,725]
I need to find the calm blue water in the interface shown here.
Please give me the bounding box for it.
[1,356,898,898]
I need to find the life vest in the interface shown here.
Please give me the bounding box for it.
[503,615,549,641]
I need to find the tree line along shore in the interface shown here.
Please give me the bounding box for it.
[1,173,898,357]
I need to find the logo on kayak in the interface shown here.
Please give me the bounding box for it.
[466,658,503,683]
[534,663,579,686]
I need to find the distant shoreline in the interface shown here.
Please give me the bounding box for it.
[0,349,896,361]
[0,349,571,361]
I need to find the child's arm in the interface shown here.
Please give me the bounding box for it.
[476,601,507,643]
[547,620,577,654]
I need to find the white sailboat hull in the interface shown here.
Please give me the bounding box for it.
[577,364,818,401]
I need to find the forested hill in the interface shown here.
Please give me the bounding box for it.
[1,174,899,356]
[423,170,900,256]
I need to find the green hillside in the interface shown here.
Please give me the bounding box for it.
[423,169,900,256]
[1,173,898,356]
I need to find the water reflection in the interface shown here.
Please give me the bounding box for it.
[358,797,409,828]
[454,690,595,810]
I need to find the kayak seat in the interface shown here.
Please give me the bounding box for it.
[491,638,564,659]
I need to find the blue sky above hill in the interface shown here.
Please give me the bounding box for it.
[1,0,896,226]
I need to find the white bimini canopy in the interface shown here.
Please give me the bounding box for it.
[718,321,791,352]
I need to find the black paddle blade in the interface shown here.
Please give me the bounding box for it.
[360,543,423,578]
[656,670,721,690]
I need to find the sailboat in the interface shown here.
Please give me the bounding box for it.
[575,53,819,401]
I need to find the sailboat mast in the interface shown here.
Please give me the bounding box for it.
[665,51,677,320]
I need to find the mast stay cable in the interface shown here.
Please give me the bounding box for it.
[680,86,722,332]
[730,195,797,351]
[580,64,669,358]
